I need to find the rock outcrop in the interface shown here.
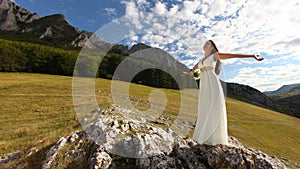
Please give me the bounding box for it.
[1,105,287,169]
[108,44,130,56]
[0,0,39,31]
[0,0,91,47]
[128,43,152,55]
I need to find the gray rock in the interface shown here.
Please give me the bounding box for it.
[41,131,82,169]
[0,7,18,30]
[84,111,175,158]
[0,150,22,166]
[137,154,177,169]
[89,147,112,169]
[39,27,53,39]
[0,0,40,31]
[3,105,287,169]
[72,30,92,47]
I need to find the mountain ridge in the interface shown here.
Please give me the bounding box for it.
[264,83,300,95]
[0,0,91,47]
[225,82,288,114]
[265,83,300,118]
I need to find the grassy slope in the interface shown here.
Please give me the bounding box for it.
[226,98,299,166]
[0,73,299,167]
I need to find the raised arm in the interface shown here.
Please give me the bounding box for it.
[189,62,199,76]
[191,62,199,72]
[218,53,264,61]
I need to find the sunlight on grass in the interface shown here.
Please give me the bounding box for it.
[226,97,300,163]
[0,73,299,168]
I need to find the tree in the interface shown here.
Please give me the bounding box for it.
[0,43,26,72]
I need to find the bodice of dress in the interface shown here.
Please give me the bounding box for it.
[198,54,216,69]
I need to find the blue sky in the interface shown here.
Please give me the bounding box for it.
[13,0,300,92]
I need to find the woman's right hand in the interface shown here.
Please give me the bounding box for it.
[189,71,194,76]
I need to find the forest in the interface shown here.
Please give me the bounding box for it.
[0,38,196,89]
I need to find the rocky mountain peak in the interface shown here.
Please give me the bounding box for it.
[0,0,91,47]
[0,0,9,9]
[0,0,40,31]
[128,43,152,54]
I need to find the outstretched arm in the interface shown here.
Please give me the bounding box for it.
[218,53,264,61]
[189,62,199,76]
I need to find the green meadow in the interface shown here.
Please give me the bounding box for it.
[0,73,299,168]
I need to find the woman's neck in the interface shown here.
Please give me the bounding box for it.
[205,52,210,57]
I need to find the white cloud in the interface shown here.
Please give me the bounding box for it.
[105,8,117,16]
[152,1,167,15]
[110,0,300,90]
[227,64,300,92]
[136,0,150,8]
[122,1,143,29]
[205,0,228,17]
[169,4,179,15]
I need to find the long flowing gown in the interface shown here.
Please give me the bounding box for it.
[192,54,228,145]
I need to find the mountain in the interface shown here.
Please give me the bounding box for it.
[21,14,90,47]
[265,84,300,118]
[224,82,292,116]
[0,0,39,30]
[0,0,91,47]
[129,43,189,71]
[264,83,300,95]
[128,43,152,54]
[109,43,189,71]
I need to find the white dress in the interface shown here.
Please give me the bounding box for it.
[192,54,228,145]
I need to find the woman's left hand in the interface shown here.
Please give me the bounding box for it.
[254,54,264,61]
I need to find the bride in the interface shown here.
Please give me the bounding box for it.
[190,40,263,145]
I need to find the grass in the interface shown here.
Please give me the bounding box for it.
[0,73,80,155]
[226,98,300,167]
[0,73,299,168]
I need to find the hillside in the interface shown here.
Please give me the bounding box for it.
[225,82,290,116]
[267,85,300,118]
[0,38,195,90]
[0,73,299,168]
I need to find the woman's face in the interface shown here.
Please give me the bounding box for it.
[203,41,213,52]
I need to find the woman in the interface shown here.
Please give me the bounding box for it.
[190,40,263,145]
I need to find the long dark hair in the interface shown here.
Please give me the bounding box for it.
[209,40,221,75]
